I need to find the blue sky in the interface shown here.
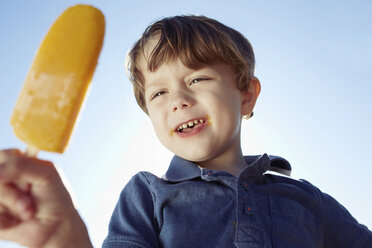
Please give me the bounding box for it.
[1,0,371,247]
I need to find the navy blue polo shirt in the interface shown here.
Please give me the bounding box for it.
[103,154,372,247]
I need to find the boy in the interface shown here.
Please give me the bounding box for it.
[0,15,371,248]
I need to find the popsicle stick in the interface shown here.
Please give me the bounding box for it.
[25,146,39,157]
[16,146,39,193]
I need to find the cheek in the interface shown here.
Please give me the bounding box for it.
[208,93,242,132]
[150,116,164,133]
[149,111,170,142]
[207,90,241,114]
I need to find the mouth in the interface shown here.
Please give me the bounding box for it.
[174,117,207,133]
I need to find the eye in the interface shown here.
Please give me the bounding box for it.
[190,77,208,85]
[151,90,167,100]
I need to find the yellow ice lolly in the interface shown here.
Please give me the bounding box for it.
[10,5,105,155]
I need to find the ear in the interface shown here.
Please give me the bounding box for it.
[241,77,261,116]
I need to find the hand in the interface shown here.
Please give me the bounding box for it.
[0,149,92,248]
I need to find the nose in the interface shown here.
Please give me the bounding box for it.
[170,91,195,112]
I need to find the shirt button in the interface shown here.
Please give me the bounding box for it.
[244,205,254,216]
[240,182,249,191]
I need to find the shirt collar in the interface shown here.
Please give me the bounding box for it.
[163,153,291,182]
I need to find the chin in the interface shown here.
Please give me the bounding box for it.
[174,149,215,163]
[163,139,216,163]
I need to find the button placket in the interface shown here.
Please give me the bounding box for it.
[235,179,267,244]
[240,181,249,191]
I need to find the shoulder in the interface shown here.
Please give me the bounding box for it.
[129,171,160,184]
[120,171,169,197]
[263,171,323,198]
[105,171,163,247]
[123,171,161,190]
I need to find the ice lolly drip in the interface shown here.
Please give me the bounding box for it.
[11,5,105,154]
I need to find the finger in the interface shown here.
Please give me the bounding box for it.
[0,218,52,248]
[0,212,19,229]
[0,149,22,184]
[0,149,21,172]
[0,149,34,192]
[18,182,31,193]
[0,149,22,157]
[0,204,6,212]
[0,183,35,221]
[0,149,60,187]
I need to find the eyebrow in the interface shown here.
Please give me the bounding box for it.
[144,80,164,92]
[143,65,215,92]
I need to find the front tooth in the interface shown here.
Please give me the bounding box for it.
[188,121,194,127]
[182,123,188,129]
[193,120,198,124]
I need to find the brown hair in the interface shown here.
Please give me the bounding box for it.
[127,15,256,114]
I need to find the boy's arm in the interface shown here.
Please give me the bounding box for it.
[320,191,372,247]
[103,172,160,248]
[0,149,92,248]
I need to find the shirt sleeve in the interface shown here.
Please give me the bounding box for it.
[102,172,160,248]
[320,191,372,247]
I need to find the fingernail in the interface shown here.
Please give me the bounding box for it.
[16,195,32,212]
[20,209,33,221]
[18,183,31,193]
[17,195,34,221]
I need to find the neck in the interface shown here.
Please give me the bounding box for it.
[198,149,247,177]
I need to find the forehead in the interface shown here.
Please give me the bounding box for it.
[137,35,160,73]
[137,36,194,87]
[135,33,233,89]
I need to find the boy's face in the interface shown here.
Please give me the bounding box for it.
[139,38,260,166]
